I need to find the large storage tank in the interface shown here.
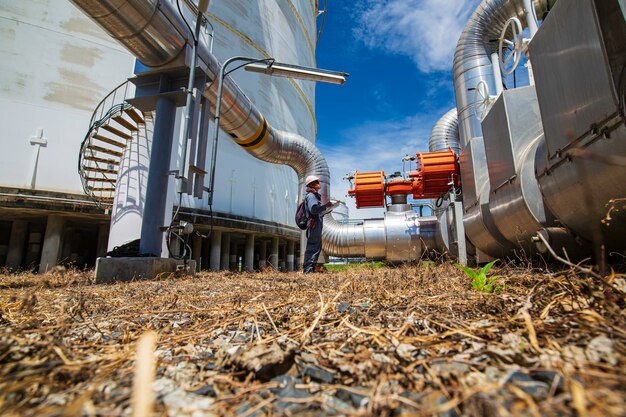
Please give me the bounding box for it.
[0,0,318,272]
[0,0,135,270]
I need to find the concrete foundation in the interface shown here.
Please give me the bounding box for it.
[95,257,196,283]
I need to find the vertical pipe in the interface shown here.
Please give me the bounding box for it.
[139,95,176,256]
[245,234,255,272]
[270,237,279,269]
[220,233,230,270]
[179,10,204,187]
[286,240,295,272]
[6,220,27,270]
[523,0,539,37]
[259,240,267,269]
[39,215,65,274]
[209,230,221,271]
[169,234,180,258]
[452,197,468,266]
[491,52,504,95]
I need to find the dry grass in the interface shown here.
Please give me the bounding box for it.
[0,264,624,416]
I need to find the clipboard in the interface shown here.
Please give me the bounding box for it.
[323,201,342,215]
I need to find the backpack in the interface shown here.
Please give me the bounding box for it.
[295,200,309,230]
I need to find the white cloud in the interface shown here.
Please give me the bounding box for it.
[353,0,480,73]
[319,109,452,218]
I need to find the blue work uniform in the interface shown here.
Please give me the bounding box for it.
[303,191,326,273]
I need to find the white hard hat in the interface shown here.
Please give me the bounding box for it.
[305,175,320,185]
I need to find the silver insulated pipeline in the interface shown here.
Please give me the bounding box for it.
[429,108,460,155]
[70,0,366,258]
[453,0,549,147]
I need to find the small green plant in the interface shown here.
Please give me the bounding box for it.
[456,259,503,294]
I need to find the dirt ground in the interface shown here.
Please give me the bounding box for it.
[0,263,624,416]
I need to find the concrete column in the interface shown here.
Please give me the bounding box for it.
[220,233,230,270]
[229,240,237,271]
[39,215,65,274]
[192,234,202,271]
[269,237,279,269]
[210,230,222,271]
[286,240,295,272]
[244,234,255,272]
[299,231,306,271]
[140,95,176,256]
[258,240,267,269]
[6,220,27,270]
[96,223,109,258]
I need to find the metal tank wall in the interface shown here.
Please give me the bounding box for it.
[0,0,135,194]
[177,0,318,226]
[0,1,136,270]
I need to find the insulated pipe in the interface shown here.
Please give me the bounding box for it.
[71,0,432,261]
[453,0,549,148]
[490,53,504,95]
[428,108,460,155]
[69,0,190,68]
[453,0,550,259]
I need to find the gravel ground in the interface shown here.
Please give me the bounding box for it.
[0,263,624,416]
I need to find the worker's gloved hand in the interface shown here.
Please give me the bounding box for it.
[325,202,333,208]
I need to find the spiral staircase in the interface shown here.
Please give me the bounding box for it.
[78,81,146,206]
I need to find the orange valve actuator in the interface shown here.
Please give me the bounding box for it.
[348,171,385,208]
[409,148,460,199]
[385,180,413,196]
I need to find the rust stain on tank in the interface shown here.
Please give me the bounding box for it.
[43,68,105,111]
[0,26,16,41]
[60,16,104,38]
[60,43,102,68]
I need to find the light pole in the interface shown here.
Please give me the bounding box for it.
[207,57,348,207]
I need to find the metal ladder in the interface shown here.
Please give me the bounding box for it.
[78,81,146,206]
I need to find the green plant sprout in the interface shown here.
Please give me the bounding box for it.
[456,259,503,294]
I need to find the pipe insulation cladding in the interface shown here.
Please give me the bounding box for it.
[453,0,551,259]
[428,108,460,155]
[70,0,437,261]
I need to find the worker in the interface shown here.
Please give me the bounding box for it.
[303,175,332,273]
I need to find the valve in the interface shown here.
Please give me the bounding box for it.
[348,171,385,208]
[409,148,460,199]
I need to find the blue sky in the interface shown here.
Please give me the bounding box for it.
[313,0,481,217]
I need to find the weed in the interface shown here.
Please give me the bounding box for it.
[456,259,503,294]
[325,262,386,272]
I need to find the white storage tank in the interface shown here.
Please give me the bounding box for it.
[0,0,135,270]
[182,0,317,223]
